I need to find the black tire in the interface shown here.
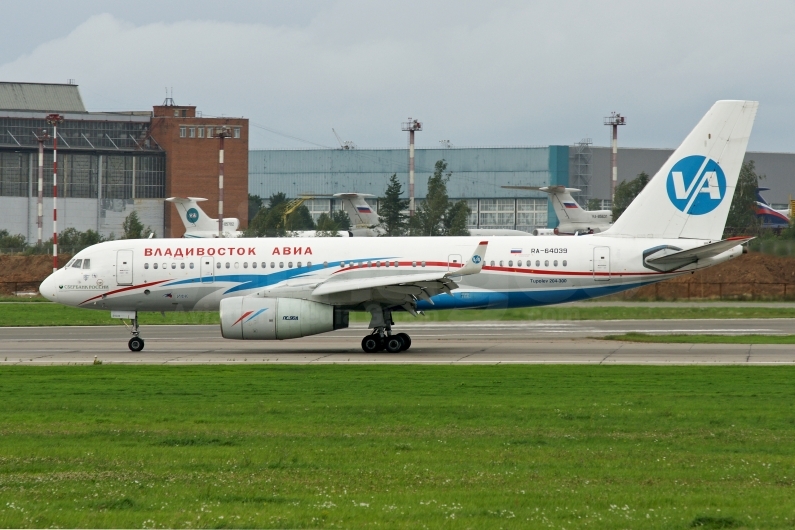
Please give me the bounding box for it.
[361,335,384,353]
[396,333,411,351]
[385,335,404,353]
[128,337,144,352]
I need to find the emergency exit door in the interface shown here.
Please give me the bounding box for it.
[200,257,214,283]
[116,250,133,286]
[593,247,610,281]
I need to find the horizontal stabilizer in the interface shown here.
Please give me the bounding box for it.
[646,237,752,264]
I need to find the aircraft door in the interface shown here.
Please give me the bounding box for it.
[200,257,214,283]
[593,247,610,281]
[116,250,133,286]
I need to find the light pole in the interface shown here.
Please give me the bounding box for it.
[36,129,50,246]
[603,112,626,203]
[401,118,422,217]
[215,126,231,237]
[46,114,64,272]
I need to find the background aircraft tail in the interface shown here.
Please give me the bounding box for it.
[606,100,758,240]
[334,193,380,228]
[166,197,218,232]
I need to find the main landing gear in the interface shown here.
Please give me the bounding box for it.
[360,305,412,353]
[126,312,145,352]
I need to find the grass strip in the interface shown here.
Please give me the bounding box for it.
[0,365,794,528]
[603,332,795,344]
[4,303,795,326]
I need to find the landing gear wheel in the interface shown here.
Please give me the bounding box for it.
[128,337,145,352]
[361,335,384,353]
[385,335,404,353]
[396,333,411,351]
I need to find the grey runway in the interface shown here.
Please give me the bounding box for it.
[1,319,794,365]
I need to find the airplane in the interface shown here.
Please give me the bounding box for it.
[502,185,612,235]
[166,197,243,238]
[40,100,757,354]
[754,187,790,228]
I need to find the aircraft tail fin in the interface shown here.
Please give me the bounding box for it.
[166,197,217,232]
[334,193,380,228]
[606,100,758,240]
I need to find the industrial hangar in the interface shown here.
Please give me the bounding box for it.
[1,81,793,241]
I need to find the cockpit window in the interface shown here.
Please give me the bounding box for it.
[65,259,74,268]
[72,259,83,268]
[82,259,91,269]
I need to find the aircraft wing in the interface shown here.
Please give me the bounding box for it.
[645,237,752,265]
[311,241,488,300]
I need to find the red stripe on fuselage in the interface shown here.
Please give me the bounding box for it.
[79,279,169,305]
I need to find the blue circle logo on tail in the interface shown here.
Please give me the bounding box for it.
[471,255,481,264]
[666,155,726,215]
[186,208,200,223]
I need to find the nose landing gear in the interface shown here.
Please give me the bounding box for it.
[125,312,145,352]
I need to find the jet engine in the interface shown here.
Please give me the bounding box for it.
[220,297,348,340]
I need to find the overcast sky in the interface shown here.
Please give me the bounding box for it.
[2,1,793,152]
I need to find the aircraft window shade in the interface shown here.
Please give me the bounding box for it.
[421,261,426,267]
[163,263,167,269]
[376,262,380,268]
[412,261,416,267]
[189,263,194,269]
[384,261,389,267]
[243,262,248,269]
[518,260,522,266]
[297,262,302,268]
[499,260,504,267]
[144,263,149,269]
[252,262,256,268]
[216,262,221,269]
[562,260,567,267]
[82,259,91,269]
[536,260,540,267]
[508,260,513,267]
[490,260,495,266]
[72,260,83,268]
[270,262,275,268]
[553,260,558,267]
[307,262,312,267]
[234,262,239,269]
[153,263,158,269]
[180,263,185,269]
[545,260,549,267]
[288,262,293,268]
[279,262,284,269]
[225,262,230,269]
[323,261,328,268]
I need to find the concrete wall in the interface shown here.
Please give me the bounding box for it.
[0,196,164,244]
[588,147,795,203]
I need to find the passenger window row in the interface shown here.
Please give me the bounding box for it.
[489,259,568,268]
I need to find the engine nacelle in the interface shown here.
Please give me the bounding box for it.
[220,297,347,340]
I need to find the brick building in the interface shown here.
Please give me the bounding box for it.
[150,105,248,237]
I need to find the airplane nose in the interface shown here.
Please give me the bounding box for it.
[39,273,58,302]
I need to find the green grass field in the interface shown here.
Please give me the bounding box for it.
[604,333,795,344]
[3,301,795,326]
[0,366,794,528]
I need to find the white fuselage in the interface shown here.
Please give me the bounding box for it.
[41,235,741,314]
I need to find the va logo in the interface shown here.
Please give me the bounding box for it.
[666,155,726,215]
[471,255,482,264]
[186,208,200,223]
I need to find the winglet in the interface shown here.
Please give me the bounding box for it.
[450,241,488,276]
